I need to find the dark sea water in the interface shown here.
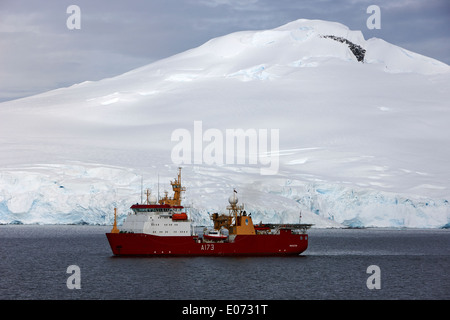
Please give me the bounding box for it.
[0,225,449,301]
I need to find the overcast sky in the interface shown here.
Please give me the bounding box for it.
[1,0,449,102]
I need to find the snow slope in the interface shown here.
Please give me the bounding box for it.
[0,19,449,227]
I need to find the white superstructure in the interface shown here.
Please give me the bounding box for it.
[121,206,191,236]
[119,168,192,236]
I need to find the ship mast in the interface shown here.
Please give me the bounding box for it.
[158,167,186,206]
[145,189,151,205]
[227,189,244,222]
[111,207,119,233]
[209,189,255,235]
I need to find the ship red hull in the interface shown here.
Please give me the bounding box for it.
[106,229,308,256]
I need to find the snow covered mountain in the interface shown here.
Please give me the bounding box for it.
[1,19,449,228]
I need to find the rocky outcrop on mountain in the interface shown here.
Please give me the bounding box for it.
[321,35,366,62]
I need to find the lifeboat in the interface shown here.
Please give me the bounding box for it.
[172,212,188,221]
[203,229,228,241]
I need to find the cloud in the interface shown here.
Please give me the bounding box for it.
[195,0,260,9]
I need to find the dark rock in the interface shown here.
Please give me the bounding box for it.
[321,35,366,62]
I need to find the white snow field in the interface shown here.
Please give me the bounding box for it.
[0,19,449,227]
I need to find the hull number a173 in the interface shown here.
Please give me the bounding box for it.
[201,244,215,251]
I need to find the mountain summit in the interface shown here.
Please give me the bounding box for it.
[0,19,449,227]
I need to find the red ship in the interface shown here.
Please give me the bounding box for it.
[106,168,311,256]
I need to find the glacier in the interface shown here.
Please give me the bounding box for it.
[0,162,448,228]
[0,19,449,228]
